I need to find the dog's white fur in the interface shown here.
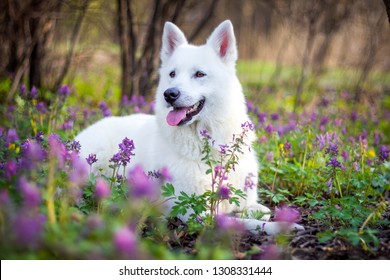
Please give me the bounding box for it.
[76,20,303,235]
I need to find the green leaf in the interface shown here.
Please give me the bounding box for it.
[161,183,175,197]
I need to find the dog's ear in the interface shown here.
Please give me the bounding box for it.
[161,22,188,64]
[207,20,237,65]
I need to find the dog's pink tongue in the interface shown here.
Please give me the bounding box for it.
[166,108,188,126]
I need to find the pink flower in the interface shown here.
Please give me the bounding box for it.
[19,177,41,209]
[215,214,244,232]
[127,164,156,200]
[69,153,88,187]
[266,151,274,162]
[274,205,300,224]
[113,227,137,257]
[160,166,172,181]
[5,161,18,179]
[95,178,111,200]
[48,134,67,168]
[259,243,281,260]
[12,212,46,248]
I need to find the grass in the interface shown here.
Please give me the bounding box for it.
[0,59,389,259]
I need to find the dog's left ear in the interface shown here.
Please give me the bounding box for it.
[161,22,188,64]
[207,20,237,65]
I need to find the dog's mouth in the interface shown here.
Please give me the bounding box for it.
[166,98,205,126]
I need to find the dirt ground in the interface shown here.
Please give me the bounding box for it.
[165,207,390,260]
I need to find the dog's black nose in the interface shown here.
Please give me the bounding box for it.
[164,87,180,105]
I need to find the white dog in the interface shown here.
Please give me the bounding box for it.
[76,20,303,235]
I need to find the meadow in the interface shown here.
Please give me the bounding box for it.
[0,61,389,259]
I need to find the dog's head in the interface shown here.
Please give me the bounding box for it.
[155,20,240,127]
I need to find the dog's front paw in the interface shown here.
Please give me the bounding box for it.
[257,221,305,235]
[246,204,271,221]
[291,223,305,232]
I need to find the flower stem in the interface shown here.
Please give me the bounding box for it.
[46,157,57,225]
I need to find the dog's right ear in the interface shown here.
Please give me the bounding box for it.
[161,22,188,64]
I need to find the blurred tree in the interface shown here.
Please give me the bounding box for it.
[53,0,90,90]
[384,0,390,24]
[1,0,62,101]
[312,0,352,75]
[116,0,219,100]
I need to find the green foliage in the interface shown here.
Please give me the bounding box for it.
[0,60,389,259]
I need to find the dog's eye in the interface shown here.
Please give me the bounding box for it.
[194,71,206,78]
[169,71,176,78]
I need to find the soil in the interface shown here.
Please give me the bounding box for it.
[165,207,390,260]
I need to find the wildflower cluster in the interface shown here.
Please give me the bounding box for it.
[110,137,135,167]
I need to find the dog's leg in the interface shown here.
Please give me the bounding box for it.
[245,204,272,221]
[238,218,304,235]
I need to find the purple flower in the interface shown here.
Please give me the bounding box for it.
[5,128,19,146]
[67,106,78,121]
[257,112,267,123]
[19,84,27,98]
[127,164,155,199]
[241,121,254,131]
[98,101,112,117]
[259,136,267,143]
[219,144,228,155]
[66,140,81,153]
[341,150,349,162]
[265,124,274,135]
[0,190,10,206]
[35,102,47,114]
[5,161,18,179]
[274,205,300,224]
[326,179,333,192]
[334,118,342,127]
[116,174,124,182]
[244,173,255,191]
[61,120,74,130]
[266,151,274,162]
[200,129,213,141]
[19,177,41,209]
[315,132,338,150]
[353,162,360,172]
[218,185,230,200]
[321,98,330,107]
[87,214,104,230]
[351,111,358,122]
[95,178,111,200]
[114,227,137,256]
[213,165,228,184]
[12,212,46,248]
[58,85,71,98]
[29,86,38,99]
[270,113,280,121]
[34,131,45,143]
[20,139,46,169]
[69,153,88,187]
[378,145,389,162]
[284,141,292,151]
[320,116,329,127]
[110,138,135,167]
[325,142,339,156]
[326,157,342,169]
[86,153,98,166]
[309,112,317,122]
[316,134,326,150]
[48,134,67,168]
